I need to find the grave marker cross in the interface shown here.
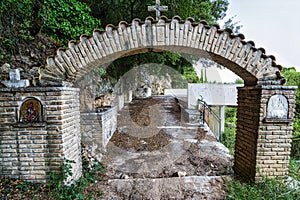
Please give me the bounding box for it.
[1,69,29,88]
[148,0,168,20]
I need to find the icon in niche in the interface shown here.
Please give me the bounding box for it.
[20,98,42,123]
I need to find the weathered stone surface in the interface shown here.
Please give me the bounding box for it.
[103,176,229,200]
[1,69,30,88]
[266,94,288,119]
[81,106,117,162]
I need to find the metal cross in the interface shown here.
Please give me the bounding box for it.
[148,0,168,20]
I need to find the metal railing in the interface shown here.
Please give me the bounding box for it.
[198,100,221,141]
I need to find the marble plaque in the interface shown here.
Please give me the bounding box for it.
[266,94,288,119]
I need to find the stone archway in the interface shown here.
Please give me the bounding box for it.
[39,16,296,182]
[39,16,284,87]
[0,16,296,184]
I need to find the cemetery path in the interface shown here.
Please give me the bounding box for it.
[98,96,233,199]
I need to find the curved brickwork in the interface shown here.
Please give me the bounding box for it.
[39,16,284,86]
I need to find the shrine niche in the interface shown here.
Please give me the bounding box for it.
[20,97,43,123]
[266,94,288,119]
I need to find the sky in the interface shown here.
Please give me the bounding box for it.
[200,0,300,83]
[221,0,300,71]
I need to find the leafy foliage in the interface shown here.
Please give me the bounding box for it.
[281,67,300,159]
[81,0,229,26]
[1,157,106,199]
[0,0,36,61]
[0,0,100,64]
[39,0,101,44]
[289,158,300,181]
[48,158,105,200]
[166,0,229,24]
[282,67,300,112]
[79,0,230,82]
[223,15,243,34]
[221,107,237,155]
[106,52,201,84]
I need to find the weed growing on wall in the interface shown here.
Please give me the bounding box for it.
[48,158,105,200]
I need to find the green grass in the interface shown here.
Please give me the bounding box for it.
[222,107,300,199]
[221,107,237,155]
[225,177,300,200]
[221,126,236,155]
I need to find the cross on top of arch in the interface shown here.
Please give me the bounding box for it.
[148,0,168,20]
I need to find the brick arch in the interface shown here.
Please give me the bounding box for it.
[39,16,285,86]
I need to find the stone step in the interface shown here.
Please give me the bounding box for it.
[102,175,231,200]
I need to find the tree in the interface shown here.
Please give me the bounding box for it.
[0,0,100,65]
[0,0,36,61]
[39,0,101,44]
[282,68,300,112]
[81,0,229,27]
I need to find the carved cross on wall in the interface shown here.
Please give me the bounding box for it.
[148,0,168,20]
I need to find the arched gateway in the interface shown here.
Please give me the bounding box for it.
[0,16,297,183]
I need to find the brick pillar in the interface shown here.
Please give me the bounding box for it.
[234,86,261,181]
[0,87,82,184]
[234,86,296,182]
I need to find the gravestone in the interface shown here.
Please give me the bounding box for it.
[1,69,29,88]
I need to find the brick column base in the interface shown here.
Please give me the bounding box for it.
[0,87,82,184]
[234,85,296,182]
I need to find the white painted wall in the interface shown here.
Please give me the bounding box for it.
[188,84,243,108]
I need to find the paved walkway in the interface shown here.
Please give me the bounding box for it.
[101,96,233,199]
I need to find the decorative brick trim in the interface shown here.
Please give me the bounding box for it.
[39,16,284,86]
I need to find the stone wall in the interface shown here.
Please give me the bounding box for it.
[0,87,82,184]
[180,107,201,124]
[234,86,297,181]
[80,106,117,161]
